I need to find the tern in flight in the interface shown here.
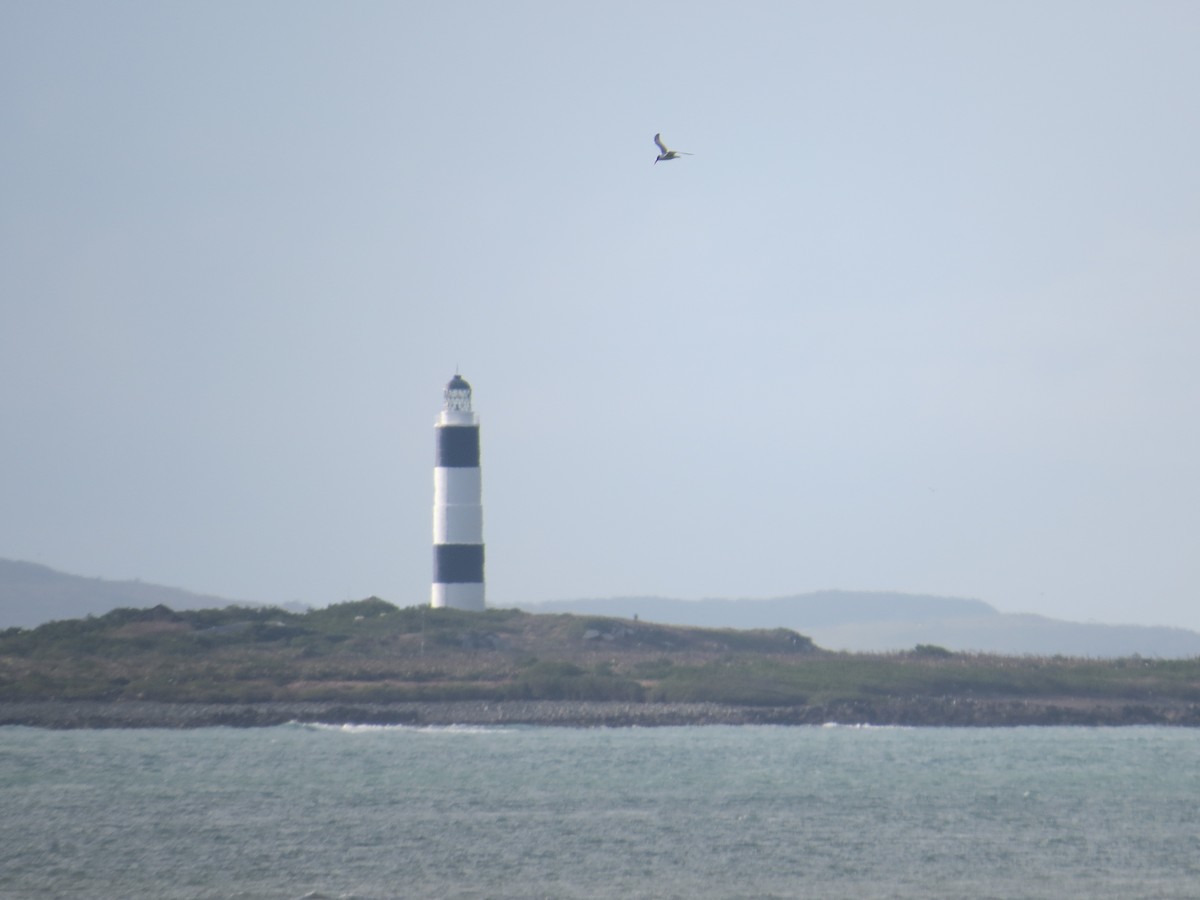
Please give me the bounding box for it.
[653,133,693,164]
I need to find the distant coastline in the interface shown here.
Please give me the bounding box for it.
[8,558,1200,657]
[4,697,1200,730]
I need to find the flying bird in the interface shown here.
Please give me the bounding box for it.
[653,133,693,164]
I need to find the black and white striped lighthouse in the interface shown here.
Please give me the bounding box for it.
[431,373,485,609]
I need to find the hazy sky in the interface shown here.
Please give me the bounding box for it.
[3,2,1198,630]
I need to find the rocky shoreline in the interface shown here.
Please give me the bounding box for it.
[3,697,1200,729]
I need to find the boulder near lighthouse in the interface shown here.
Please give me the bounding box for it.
[431,373,485,609]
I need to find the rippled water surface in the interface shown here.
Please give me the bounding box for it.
[1,724,1198,898]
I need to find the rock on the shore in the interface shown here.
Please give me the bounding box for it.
[2,698,1200,729]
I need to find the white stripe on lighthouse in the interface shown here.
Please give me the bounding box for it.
[432,468,483,543]
[431,583,485,609]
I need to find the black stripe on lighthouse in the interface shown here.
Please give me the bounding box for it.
[436,426,480,467]
[433,544,485,583]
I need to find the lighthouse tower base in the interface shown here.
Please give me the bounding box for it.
[431,583,485,610]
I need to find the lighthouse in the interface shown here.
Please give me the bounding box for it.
[431,373,485,609]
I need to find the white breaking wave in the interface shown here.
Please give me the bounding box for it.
[293,721,512,735]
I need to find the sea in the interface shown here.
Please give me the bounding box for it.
[1,724,1198,899]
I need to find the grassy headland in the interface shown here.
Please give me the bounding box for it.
[2,599,1199,726]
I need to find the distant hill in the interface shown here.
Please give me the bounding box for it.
[7,560,1197,658]
[520,593,1200,658]
[0,559,253,629]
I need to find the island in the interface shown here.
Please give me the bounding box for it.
[2,599,1198,728]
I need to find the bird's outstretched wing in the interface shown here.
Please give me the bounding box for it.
[653,133,669,155]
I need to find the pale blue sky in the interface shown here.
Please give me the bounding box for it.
[2,2,1198,629]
